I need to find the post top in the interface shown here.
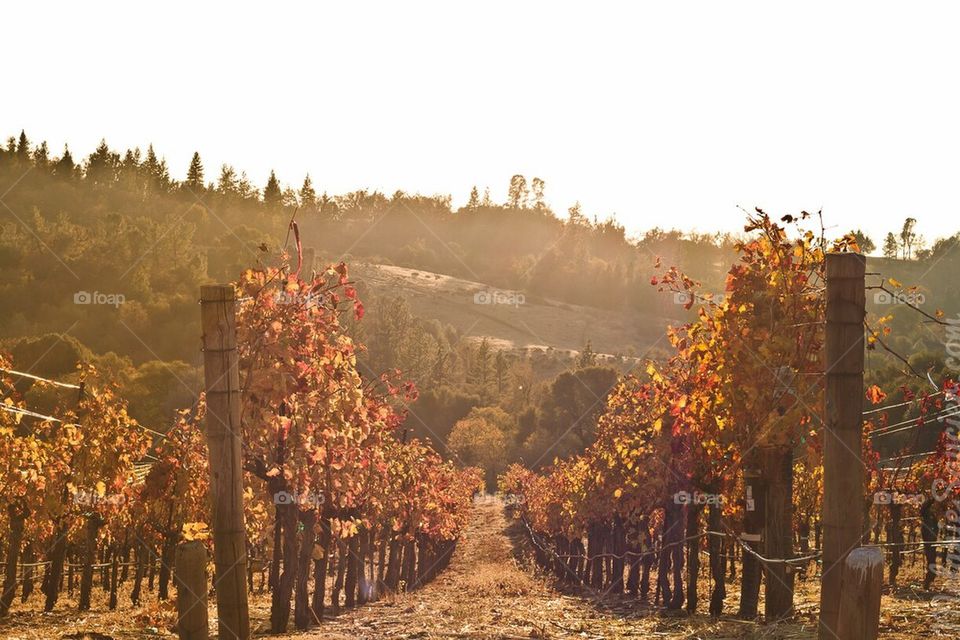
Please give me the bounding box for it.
[200,284,236,302]
[825,252,866,277]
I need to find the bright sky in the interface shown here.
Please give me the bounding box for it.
[4,1,960,248]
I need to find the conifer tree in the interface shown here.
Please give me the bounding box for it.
[263,169,282,207]
[217,164,239,196]
[54,144,75,178]
[85,139,118,186]
[882,232,900,259]
[467,185,480,208]
[185,151,205,191]
[576,340,597,368]
[119,148,142,187]
[15,130,30,161]
[299,174,316,209]
[33,141,49,169]
[142,144,171,192]
[481,186,493,207]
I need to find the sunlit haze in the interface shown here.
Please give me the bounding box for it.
[5,1,960,247]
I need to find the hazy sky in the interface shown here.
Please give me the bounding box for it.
[4,1,959,249]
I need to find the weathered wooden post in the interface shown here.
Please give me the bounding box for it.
[819,253,867,639]
[836,546,883,640]
[762,444,794,620]
[176,540,209,640]
[737,466,764,619]
[200,284,250,640]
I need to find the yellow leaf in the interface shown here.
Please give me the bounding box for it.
[182,522,210,541]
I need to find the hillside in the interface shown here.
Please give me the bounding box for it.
[351,262,671,362]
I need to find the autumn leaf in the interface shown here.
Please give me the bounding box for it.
[865,385,887,405]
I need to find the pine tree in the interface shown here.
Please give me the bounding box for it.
[142,144,171,192]
[576,340,597,368]
[471,339,492,389]
[143,144,159,177]
[237,171,257,200]
[119,148,142,186]
[263,169,282,207]
[16,130,30,161]
[217,164,238,196]
[86,139,118,186]
[467,185,480,208]
[882,232,900,259]
[299,174,316,209]
[33,141,49,169]
[54,144,75,178]
[318,192,336,218]
[494,350,507,396]
[185,152,205,192]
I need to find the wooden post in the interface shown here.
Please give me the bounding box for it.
[176,540,209,640]
[762,444,794,620]
[819,253,866,639]
[737,466,764,619]
[836,546,882,640]
[200,284,250,640]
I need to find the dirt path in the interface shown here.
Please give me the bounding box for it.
[302,495,635,639]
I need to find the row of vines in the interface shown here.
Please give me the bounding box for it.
[499,210,960,622]
[0,250,483,634]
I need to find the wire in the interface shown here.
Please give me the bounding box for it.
[870,402,960,438]
[863,391,944,416]
[0,403,75,425]
[0,367,82,389]
[0,402,166,439]
[878,451,937,463]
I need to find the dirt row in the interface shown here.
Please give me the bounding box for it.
[1,496,954,639]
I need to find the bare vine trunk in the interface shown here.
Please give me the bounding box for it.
[686,503,701,613]
[708,500,726,617]
[0,505,27,617]
[270,502,299,633]
[79,514,103,611]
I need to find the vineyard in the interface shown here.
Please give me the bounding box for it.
[0,241,483,638]
[0,211,959,640]
[496,212,960,638]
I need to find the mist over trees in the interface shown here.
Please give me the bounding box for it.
[1,130,957,466]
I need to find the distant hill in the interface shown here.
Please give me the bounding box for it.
[351,262,671,362]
